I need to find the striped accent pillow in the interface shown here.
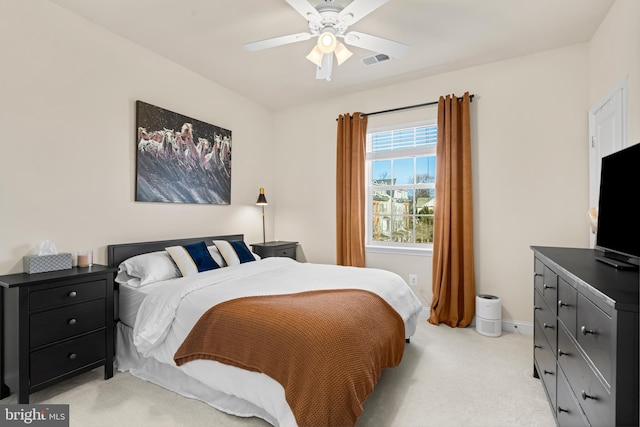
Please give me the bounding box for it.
[213,240,256,266]
[166,241,220,276]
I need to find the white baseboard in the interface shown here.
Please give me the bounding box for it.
[501,319,533,336]
[469,317,533,336]
[419,309,533,336]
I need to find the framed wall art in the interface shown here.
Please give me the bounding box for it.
[135,100,231,204]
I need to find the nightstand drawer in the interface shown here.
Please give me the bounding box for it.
[274,246,296,259]
[30,299,106,348]
[30,330,106,387]
[30,279,106,310]
[251,241,298,260]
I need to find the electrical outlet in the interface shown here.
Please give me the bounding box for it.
[408,274,418,286]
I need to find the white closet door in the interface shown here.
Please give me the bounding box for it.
[588,79,627,247]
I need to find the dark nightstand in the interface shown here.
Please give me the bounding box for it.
[0,265,115,403]
[251,241,297,260]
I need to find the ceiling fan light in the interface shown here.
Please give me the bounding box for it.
[306,45,324,67]
[334,42,353,65]
[317,32,337,54]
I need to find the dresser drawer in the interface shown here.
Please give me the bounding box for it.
[30,279,106,311]
[576,293,613,385]
[557,278,577,337]
[535,265,558,314]
[274,246,296,259]
[30,299,106,349]
[30,330,106,387]
[534,258,544,294]
[557,325,612,427]
[534,290,557,353]
[534,320,557,407]
[556,368,589,427]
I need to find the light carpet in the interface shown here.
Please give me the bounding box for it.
[2,320,556,427]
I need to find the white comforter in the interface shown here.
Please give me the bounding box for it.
[130,257,423,426]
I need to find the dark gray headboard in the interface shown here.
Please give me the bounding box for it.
[107,234,243,268]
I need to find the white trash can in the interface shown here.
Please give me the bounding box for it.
[476,294,502,337]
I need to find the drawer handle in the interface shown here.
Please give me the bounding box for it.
[558,349,569,357]
[543,323,554,330]
[533,305,541,311]
[543,369,554,376]
[580,326,596,336]
[543,284,555,290]
[534,344,542,349]
[558,407,570,414]
[581,390,596,401]
[558,300,569,308]
[68,318,77,325]
[68,291,77,298]
[68,353,77,360]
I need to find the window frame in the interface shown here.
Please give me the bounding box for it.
[365,120,437,255]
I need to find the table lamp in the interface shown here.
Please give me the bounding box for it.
[256,188,268,244]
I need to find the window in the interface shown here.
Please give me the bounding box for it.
[366,122,436,251]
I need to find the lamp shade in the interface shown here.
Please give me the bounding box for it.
[306,45,324,67]
[256,187,268,205]
[334,42,352,65]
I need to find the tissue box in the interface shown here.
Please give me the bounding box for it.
[23,253,73,274]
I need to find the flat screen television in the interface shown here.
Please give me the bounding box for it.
[595,143,640,269]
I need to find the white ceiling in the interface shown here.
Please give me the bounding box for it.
[48,0,614,110]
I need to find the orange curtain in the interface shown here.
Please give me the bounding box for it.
[428,92,476,327]
[336,112,368,267]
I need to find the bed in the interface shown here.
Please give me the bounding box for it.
[108,234,423,427]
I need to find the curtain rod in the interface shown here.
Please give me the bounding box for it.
[336,94,474,121]
[364,94,474,117]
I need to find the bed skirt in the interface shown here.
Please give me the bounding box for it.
[115,322,285,426]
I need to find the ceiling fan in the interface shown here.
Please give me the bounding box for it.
[244,0,409,81]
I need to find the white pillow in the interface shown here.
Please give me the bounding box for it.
[213,240,259,266]
[115,251,180,287]
[207,245,227,267]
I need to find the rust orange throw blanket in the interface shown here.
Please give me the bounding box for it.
[174,289,405,427]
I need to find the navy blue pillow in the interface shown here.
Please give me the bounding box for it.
[229,240,255,264]
[166,241,220,276]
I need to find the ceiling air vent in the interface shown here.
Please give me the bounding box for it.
[362,53,391,66]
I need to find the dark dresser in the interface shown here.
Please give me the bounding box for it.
[531,246,638,426]
[0,265,115,403]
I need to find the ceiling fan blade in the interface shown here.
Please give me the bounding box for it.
[244,32,312,52]
[338,0,389,26]
[343,31,409,58]
[285,0,322,24]
[316,53,334,81]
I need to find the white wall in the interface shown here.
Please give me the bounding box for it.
[0,0,275,274]
[274,44,592,322]
[589,0,640,144]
